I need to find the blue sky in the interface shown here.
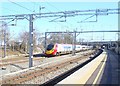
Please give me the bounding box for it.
[0,1,119,42]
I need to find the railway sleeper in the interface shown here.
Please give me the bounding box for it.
[1,51,95,84]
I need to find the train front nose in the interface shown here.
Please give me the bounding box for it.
[45,44,54,55]
[45,50,53,55]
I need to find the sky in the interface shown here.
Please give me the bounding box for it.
[0,0,119,42]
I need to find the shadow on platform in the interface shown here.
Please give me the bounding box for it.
[99,50,120,85]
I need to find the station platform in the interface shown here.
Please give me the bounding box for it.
[99,50,120,84]
[57,50,120,85]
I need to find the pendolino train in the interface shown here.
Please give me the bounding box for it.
[45,43,92,56]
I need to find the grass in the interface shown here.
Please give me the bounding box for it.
[0,49,23,57]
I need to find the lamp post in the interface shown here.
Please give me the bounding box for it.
[39,6,45,17]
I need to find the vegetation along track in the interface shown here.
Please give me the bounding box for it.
[1,50,96,84]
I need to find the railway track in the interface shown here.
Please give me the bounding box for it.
[0,50,96,85]
[0,49,93,67]
[0,57,44,67]
[43,49,103,85]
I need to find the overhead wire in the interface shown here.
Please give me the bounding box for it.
[1,7,20,14]
[2,1,73,29]
[0,1,34,42]
[1,0,39,27]
[8,0,34,13]
[44,1,63,12]
[42,1,74,30]
[28,1,71,32]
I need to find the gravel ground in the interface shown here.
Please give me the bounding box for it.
[0,50,95,84]
[1,50,91,75]
[23,57,89,84]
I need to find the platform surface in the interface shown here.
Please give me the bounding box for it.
[99,50,120,85]
[57,50,120,85]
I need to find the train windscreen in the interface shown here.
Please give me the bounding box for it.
[47,44,54,50]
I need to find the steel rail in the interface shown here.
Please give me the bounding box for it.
[0,50,95,84]
[42,49,103,85]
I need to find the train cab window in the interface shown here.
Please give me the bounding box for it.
[47,44,54,50]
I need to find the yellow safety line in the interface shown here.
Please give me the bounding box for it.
[92,54,107,84]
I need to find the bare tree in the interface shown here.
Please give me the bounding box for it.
[48,31,73,44]
[18,30,39,53]
[0,28,4,46]
[18,31,29,53]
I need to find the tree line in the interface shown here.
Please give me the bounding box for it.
[0,27,77,54]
